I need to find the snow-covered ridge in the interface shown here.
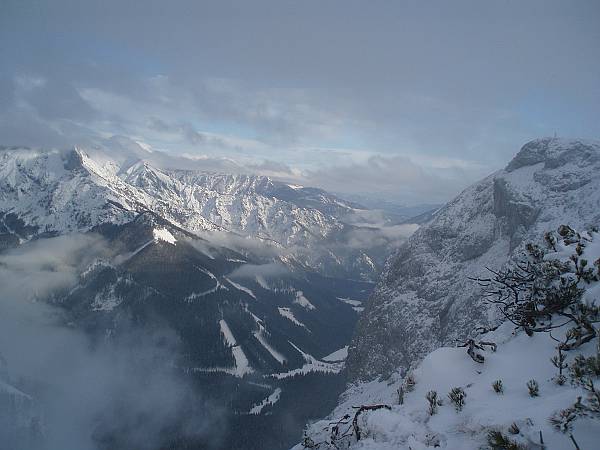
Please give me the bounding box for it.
[297,226,600,449]
[0,144,379,279]
[299,323,600,450]
[348,138,600,382]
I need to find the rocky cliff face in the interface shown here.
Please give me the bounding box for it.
[347,138,600,382]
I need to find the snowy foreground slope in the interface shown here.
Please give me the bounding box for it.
[296,227,600,449]
[348,138,600,381]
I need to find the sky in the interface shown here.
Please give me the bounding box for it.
[1,0,599,204]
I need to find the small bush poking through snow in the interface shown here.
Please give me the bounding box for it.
[473,225,600,340]
[487,430,526,450]
[397,386,404,405]
[492,379,503,394]
[403,373,416,392]
[549,405,578,434]
[554,373,567,386]
[424,433,441,447]
[426,390,438,415]
[508,422,520,435]
[551,345,568,386]
[549,404,585,450]
[448,387,466,411]
[527,379,539,397]
[457,338,497,363]
[570,351,600,381]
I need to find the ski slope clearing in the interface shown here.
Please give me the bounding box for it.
[225,277,257,299]
[254,330,287,365]
[294,291,316,310]
[278,307,308,329]
[249,388,282,415]
[322,346,348,362]
[272,342,344,379]
[189,319,254,378]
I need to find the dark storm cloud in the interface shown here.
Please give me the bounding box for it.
[0,0,599,203]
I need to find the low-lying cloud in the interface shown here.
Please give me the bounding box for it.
[193,231,285,259]
[228,262,289,280]
[344,224,420,251]
[0,234,222,450]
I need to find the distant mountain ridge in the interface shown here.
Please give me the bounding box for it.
[0,143,383,280]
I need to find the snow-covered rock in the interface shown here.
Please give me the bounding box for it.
[297,226,600,449]
[298,323,600,450]
[348,138,600,382]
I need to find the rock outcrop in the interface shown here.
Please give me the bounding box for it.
[347,138,600,381]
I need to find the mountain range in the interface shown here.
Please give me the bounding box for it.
[0,141,399,281]
[4,137,599,450]
[0,142,402,449]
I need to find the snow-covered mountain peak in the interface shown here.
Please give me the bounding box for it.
[0,144,382,279]
[347,138,600,382]
[505,137,600,173]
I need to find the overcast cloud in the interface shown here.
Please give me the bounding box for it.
[1,0,599,203]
